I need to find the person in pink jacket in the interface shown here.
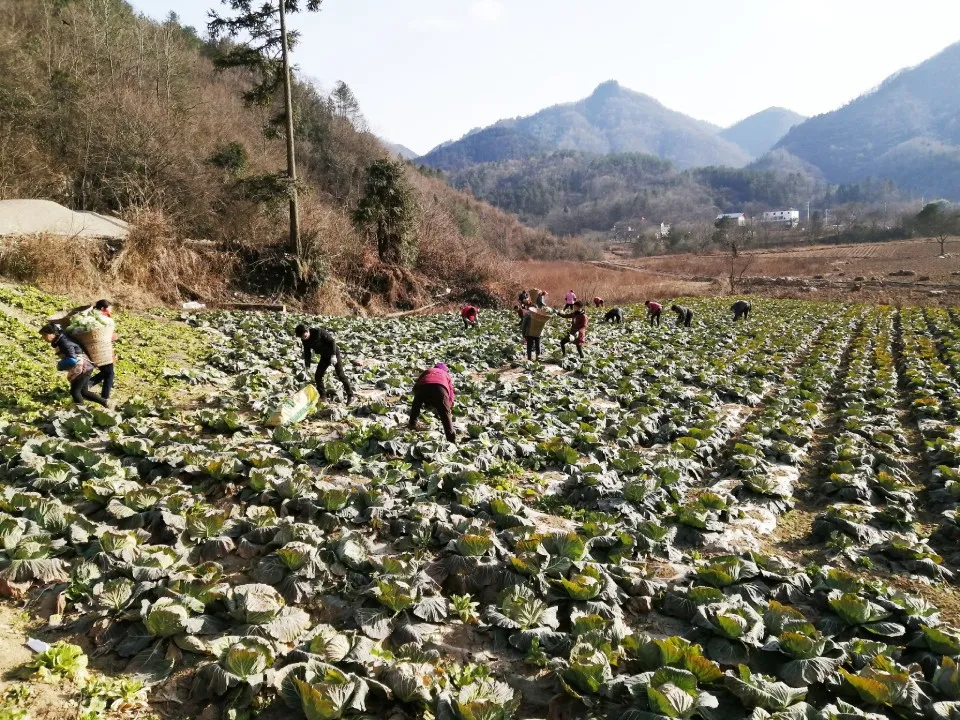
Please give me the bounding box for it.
[563,290,578,311]
[408,362,456,442]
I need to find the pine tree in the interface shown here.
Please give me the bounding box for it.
[354,160,418,265]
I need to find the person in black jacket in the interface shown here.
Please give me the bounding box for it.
[731,300,751,322]
[671,305,694,327]
[294,324,354,403]
[39,324,109,407]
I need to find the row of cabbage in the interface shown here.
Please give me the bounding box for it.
[898,308,960,565]
[809,310,948,581]
[8,407,960,720]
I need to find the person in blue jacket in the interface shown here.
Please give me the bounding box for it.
[39,324,109,406]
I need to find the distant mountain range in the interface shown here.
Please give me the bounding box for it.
[403,40,960,240]
[774,40,960,199]
[381,140,419,160]
[420,81,753,170]
[720,107,806,159]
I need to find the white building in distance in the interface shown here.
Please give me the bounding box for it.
[716,212,747,227]
[761,209,800,227]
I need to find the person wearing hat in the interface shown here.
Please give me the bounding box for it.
[294,324,354,403]
[558,301,588,358]
[535,290,548,308]
[408,362,456,442]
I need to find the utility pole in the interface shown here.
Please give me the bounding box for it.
[278,0,302,262]
[806,200,810,222]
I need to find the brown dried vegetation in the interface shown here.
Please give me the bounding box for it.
[0,0,569,311]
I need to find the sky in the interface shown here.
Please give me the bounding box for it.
[130,0,960,156]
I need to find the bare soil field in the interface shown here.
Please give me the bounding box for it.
[513,259,716,304]
[600,237,960,304]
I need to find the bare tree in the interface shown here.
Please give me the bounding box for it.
[727,242,754,293]
[916,202,957,256]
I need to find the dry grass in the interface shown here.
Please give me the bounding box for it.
[0,234,108,296]
[516,260,713,305]
[115,208,234,305]
[626,251,825,280]
[617,238,960,283]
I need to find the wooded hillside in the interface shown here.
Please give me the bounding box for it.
[773,41,960,200]
[0,0,565,309]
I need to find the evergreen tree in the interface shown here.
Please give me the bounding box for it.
[331,80,361,126]
[354,160,417,265]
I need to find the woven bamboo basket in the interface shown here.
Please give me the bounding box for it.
[526,310,550,337]
[72,326,113,367]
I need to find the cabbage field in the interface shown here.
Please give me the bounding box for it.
[2,285,960,720]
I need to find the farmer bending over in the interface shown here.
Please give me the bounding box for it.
[559,301,588,358]
[593,296,605,308]
[294,324,354,404]
[39,324,109,407]
[731,300,751,322]
[644,300,663,327]
[461,305,479,329]
[409,362,457,442]
[603,307,625,324]
[671,304,693,328]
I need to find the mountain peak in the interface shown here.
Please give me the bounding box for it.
[720,107,807,159]
[421,81,749,171]
[590,80,623,98]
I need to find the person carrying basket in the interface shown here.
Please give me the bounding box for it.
[54,299,118,400]
[520,306,548,361]
[39,324,110,407]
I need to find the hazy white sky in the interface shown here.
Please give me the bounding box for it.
[130,0,960,155]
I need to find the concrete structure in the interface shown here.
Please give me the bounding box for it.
[716,212,747,227]
[761,209,801,228]
[0,199,129,240]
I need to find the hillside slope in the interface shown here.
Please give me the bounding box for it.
[447,150,823,236]
[0,0,561,309]
[421,81,751,171]
[382,140,420,160]
[720,107,806,158]
[774,41,960,198]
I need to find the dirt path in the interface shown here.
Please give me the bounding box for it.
[0,605,76,719]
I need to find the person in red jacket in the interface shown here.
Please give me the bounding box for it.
[460,305,479,329]
[644,300,663,327]
[559,301,588,358]
[408,362,456,442]
[593,296,605,308]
